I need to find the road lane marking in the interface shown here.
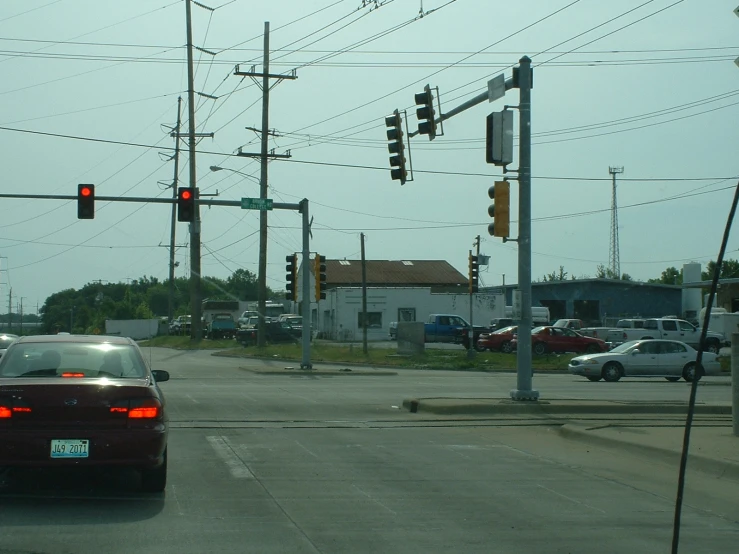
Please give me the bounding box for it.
[537,484,606,513]
[206,436,255,479]
[295,440,319,459]
[186,394,199,404]
[352,484,397,515]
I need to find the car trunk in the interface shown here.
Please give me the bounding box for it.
[0,378,151,430]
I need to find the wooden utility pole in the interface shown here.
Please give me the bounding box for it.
[184,0,214,340]
[361,233,368,354]
[167,97,183,324]
[234,23,296,347]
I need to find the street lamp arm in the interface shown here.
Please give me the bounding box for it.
[209,165,260,184]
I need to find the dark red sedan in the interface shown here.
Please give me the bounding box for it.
[476,326,518,353]
[0,334,169,492]
[512,326,607,355]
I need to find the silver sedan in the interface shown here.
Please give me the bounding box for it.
[568,339,722,382]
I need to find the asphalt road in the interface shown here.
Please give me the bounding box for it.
[0,348,736,553]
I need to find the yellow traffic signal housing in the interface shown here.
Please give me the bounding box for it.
[488,181,510,238]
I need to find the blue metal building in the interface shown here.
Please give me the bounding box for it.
[489,278,682,325]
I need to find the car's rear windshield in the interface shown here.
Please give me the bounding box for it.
[0,338,17,349]
[0,343,148,379]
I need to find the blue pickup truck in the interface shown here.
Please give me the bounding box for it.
[424,314,491,349]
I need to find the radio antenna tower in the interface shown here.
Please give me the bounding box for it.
[608,166,624,278]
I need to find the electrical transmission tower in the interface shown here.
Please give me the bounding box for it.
[608,166,624,278]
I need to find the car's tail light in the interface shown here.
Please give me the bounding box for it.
[0,400,32,418]
[109,398,162,419]
[62,372,85,378]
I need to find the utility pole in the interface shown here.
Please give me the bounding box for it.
[234,22,296,347]
[185,0,202,340]
[608,166,624,279]
[7,288,11,334]
[19,297,25,335]
[168,97,183,324]
[184,0,215,341]
[361,233,368,354]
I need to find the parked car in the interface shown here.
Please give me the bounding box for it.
[206,313,237,339]
[476,326,518,353]
[0,334,170,492]
[0,334,19,359]
[169,315,192,335]
[512,326,608,355]
[236,321,302,346]
[568,339,721,382]
[489,318,514,331]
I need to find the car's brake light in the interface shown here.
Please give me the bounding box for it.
[62,372,85,378]
[110,398,161,419]
[129,406,159,418]
[0,403,32,417]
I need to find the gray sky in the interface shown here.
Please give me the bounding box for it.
[0,0,737,311]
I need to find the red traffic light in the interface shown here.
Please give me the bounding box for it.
[77,183,95,219]
[181,189,192,200]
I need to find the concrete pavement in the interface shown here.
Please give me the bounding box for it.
[402,396,738,483]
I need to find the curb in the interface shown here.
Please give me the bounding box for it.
[240,367,398,376]
[558,423,739,481]
[401,397,731,416]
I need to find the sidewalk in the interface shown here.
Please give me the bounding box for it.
[402,396,739,480]
[559,422,739,481]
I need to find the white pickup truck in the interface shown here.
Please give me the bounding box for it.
[612,318,727,353]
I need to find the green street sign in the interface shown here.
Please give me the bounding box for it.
[241,198,273,211]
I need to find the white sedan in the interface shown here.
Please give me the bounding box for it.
[568,339,722,382]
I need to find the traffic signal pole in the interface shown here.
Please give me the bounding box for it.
[400,57,538,401]
[511,56,538,401]
[300,199,312,369]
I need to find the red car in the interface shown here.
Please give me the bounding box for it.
[0,334,169,492]
[512,326,607,355]
[476,326,518,353]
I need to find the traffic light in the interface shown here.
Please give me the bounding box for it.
[488,181,510,238]
[314,254,326,301]
[285,254,298,301]
[414,84,437,140]
[385,109,407,185]
[77,184,95,219]
[468,254,479,294]
[177,187,195,222]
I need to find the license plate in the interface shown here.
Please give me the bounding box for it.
[50,439,89,459]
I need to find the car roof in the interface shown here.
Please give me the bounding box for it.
[14,334,136,346]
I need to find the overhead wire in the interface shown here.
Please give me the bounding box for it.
[272,0,583,151]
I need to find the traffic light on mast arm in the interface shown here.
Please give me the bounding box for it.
[77,184,95,219]
[285,254,298,301]
[385,110,407,185]
[488,181,510,238]
[177,187,196,222]
[415,84,437,140]
[314,255,327,301]
[468,253,479,294]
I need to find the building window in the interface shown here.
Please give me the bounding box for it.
[358,312,382,329]
[398,308,415,322]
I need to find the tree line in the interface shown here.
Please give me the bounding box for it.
[38,269,273,334]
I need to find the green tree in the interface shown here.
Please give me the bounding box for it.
[647,266,682,285]
[702,259,739,281]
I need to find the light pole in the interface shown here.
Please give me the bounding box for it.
[209,165,265,328]
[210,166,261,186]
